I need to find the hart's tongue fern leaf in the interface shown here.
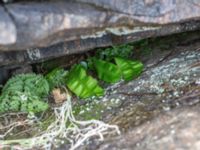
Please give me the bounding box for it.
[114,57,144,81]
[66,64,104,99]
[93,58,122,83]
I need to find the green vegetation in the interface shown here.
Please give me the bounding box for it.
[2,35,190,150]
[0,74,49,114]
[45,68,68,90]
[96,44,133,61]
[66,64,104,99]
[0,43,144,114]
[115,57,144,81]
[133,39,152,56]
[93,58,122,83]
[56,44,143,98]
[85,44,143,83]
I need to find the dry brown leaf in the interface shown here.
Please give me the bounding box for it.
[52,88,67,104]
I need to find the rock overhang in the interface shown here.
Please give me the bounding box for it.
[0,0,200,51]
[0,0,200,66]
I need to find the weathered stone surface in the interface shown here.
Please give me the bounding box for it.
[3,1,109,50]
[97,105,200,150]
[77,0,200,24]
[1,23,200,68]
[0,6,16,45]
[0,0,199,52]
[94,42,200,150]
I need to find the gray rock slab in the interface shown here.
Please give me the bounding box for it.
[1,21,200,68]
[3,1,108,50]
[0,6,16,45]
[0,0,199,51]
[77,0,200,24]
[98,105,200,150]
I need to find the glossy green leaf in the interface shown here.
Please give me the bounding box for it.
[93,58,122,83]
[66,64,104,99]
[114,57,143,81]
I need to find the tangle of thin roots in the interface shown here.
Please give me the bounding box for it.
[0,93,120,150]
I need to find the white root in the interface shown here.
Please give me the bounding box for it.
[0,93,120,150]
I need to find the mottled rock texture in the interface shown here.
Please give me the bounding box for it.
[0,0,200,52]
[0,0,200,67]
[0,6,16,45]
[97,105,200,150]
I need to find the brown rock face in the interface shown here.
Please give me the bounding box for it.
[0,0,200,52]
